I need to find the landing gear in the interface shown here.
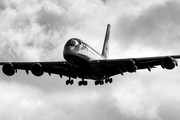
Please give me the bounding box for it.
[78,81,88,86]
[78,77,88,86]
[66,77,74,85]
[94,80,104,85]
[105,78,113,84]
[66,61,75,85]
[66,76,113,86]
[94,78,113,85]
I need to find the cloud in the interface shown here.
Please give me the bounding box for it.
[2,73,180,120]
[0,0,72,61]
[111,68,180,120]
[1,0,180,120]
[1,0,179,62]
[112,79,160,120]
[114,0,180,53]
[0,0,113,61]
[0,80,101,120]
[147,78,180,120]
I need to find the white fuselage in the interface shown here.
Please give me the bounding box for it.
[63,38,106,80]
[63,38,105,61]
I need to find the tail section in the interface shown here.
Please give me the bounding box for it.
[101,24,110,58]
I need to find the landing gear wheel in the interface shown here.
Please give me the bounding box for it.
[105,78,113,84]
[95,80,104,85]
[78,81,83,86]
[66,80,70,85]
[70,80,74,85]
[66,77,74,85]
[78,81,88,86]
[84,81,88,86]
[109,78,113,83]
[100,80,104,85]
[105,79,108,84]
[95,81,99,85]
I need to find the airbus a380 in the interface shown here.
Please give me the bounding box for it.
[1,24,180,86]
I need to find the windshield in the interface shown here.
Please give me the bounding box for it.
[65,39,79,47]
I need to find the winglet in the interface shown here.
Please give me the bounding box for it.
[101,24,110,58]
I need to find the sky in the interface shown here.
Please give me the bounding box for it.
[0,0,180,120]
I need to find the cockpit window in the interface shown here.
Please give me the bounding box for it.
[65,39,79,47]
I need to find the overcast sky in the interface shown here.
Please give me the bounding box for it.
[0,0,180,120]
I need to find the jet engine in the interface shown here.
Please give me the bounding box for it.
[2,63,15,76]
[162,56,177,70]
[31,63,44,76]
[123,59,137,73]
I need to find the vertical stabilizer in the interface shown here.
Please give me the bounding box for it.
[101,24,110,58]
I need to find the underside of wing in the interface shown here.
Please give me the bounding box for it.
[90,55,180,77]
[0,61,77,78]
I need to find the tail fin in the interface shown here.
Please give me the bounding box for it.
[101,24,110,58]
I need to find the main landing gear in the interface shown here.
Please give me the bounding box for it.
[78,78,88,86]
[66,77,113,86]
[105,77,113,84]
[66,77,88,86]
[66,77,74,85]
[95,80,104,85]
[78,81,88,86]
[94,77,113,85]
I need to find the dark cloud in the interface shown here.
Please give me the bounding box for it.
[0,0,107,61]
[115,1,180,51]
[101,0,107,4]
[0,1,6,11]
[37,3,64,32]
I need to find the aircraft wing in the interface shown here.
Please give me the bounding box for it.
[0,61,77,78]
[90,55,180,77]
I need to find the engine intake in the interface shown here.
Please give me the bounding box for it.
[31,63,44,76]
[123,59,137,73]
[2,63,15,76]
[162,56,176,70]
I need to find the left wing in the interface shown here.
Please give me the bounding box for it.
[90,55,180,77]
[0,61,77,78]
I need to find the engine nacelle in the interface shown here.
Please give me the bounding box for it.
[2,63,15,76]
[31,63,44,76]
[123,59,137,73]
[162,56,176,70]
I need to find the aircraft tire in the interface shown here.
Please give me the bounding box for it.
[78,81,82,86]
[100,81,104,85]
[109,78,113,83]
[70,80,74,85]
[84,81,88,86]
[66,80,70,85]
[95,81,99,85]
[105,79,109,84]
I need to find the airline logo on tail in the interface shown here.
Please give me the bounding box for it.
[102,24,110,58]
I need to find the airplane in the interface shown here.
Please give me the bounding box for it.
[0,24,180,86]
